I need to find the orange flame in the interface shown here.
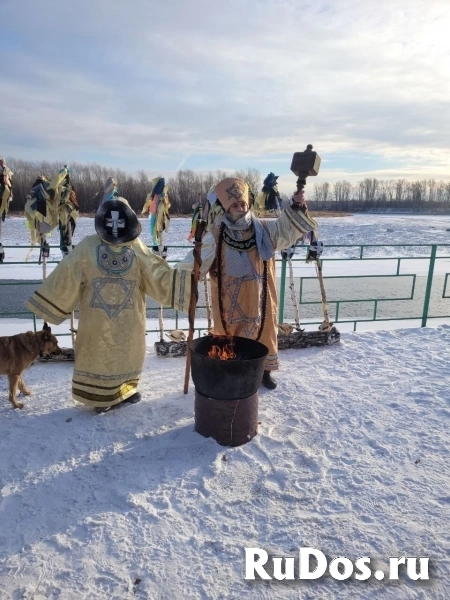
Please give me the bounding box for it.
[207,338,236,360]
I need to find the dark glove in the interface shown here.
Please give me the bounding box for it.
[306,240,324,260]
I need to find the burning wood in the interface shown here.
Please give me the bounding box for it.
[207,337,236,360]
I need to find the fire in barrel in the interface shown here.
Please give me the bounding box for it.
[189,335,268,447]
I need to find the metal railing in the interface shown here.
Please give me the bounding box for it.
[278,243,450,331]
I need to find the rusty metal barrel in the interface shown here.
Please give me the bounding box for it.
[189,336,268,447]
[194,390,259,447]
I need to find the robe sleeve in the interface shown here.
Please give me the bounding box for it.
[175,231,217,279]
[263,201,319,251]
[24,242,85,325]
[136,239,192,313]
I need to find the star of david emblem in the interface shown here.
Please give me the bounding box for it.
[224,265,263,337]
[226,182,243,201]
[90,277,136,319]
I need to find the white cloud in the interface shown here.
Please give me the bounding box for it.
[2,0,449,185]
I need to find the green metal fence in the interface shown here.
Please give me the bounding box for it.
[1,243,450,338]
[278,243,450,331]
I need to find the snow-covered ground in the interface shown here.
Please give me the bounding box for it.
[0,327,449,598]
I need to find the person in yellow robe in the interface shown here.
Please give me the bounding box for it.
[25,194,190,412]
[177,177,317,390]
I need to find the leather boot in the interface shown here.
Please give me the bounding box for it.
[262,370,277,390]
[95,392,141,413]
[123,392,142,404]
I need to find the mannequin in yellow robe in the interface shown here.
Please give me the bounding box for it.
[25,195,190,410]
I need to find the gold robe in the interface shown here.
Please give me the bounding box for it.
[25,234,190,408]
[0,163,13,217]
[177,203,317,370]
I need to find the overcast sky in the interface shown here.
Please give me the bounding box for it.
[1,0,449,193]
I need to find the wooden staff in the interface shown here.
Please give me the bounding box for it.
[204,275,212,332]
[183,213,207,394]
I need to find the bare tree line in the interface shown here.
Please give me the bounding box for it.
[6,158,450,214]
[5,157,261,214]
[309,178,450,213]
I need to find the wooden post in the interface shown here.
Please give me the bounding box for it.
[70,312,76,348]
[40,234,48,280]
[288,251,302,330]
[158,234,165,342]
[66,220,77,348]
[314,259,332,332]
[0,220,4,263]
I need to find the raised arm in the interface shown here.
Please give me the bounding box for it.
[263,190,318,251]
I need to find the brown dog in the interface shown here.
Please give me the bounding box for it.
[0,323,62,409]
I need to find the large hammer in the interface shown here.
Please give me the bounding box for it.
[290,143,321,258]
[290,144,321,192]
